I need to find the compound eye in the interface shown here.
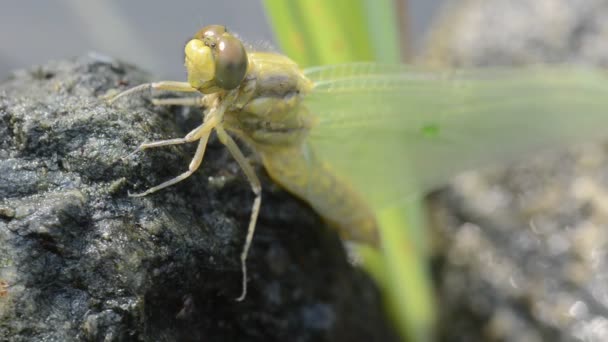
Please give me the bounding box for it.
[193,25,226,40]
[214,34,248,90]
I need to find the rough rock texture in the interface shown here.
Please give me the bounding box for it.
[424,0,608,341]
[0,55,396,341]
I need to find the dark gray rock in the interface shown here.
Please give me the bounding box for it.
[0,55,396,342]
[423,0,608,341]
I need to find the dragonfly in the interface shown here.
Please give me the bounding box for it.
[109,25,608,302]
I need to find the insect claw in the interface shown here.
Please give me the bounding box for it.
[107,83,152,105]
[150,98,163,106]
[121,147,142,161]
[127,190,147,198]
[235,275,248,302]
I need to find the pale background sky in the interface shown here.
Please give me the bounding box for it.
[0,0,445,79]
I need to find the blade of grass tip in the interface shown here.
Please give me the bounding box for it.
[262,0,319,67]
[268,0,375,65]
[362,0,402,63]
[297,0,374,64]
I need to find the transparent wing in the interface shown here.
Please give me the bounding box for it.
[304,63,608,210]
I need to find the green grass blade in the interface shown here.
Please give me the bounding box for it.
[263,0,376,66]
[263,2,433,341]
[262,1,317,67]
[362,0,402,63]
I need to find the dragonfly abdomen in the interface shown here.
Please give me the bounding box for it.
[258,143,379,246]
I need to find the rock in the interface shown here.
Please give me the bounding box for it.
[0,55,395,341]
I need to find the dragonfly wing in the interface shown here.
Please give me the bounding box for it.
[304,63,608,210]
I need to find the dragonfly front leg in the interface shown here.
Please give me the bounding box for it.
[125,114,219,158]
[151,97,203,107]
[215,125,262,302]
[129,129,212,198]
[128,113,220,197]
[108,81,198,104]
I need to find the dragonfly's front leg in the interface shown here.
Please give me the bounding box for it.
[128,114,220,197]
[215,125,262,302]
[108,81,198,104]
[151,97,203,107]
[130,113,218,152]
[129,129,212,198]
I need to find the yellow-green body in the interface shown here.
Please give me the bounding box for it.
[221,52,379,244]
[111,29,385,304]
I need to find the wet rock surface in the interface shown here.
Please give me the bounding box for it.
[0,56,396,342]
[425,0,608,341]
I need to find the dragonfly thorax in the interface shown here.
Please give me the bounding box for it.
[223,52,316,148]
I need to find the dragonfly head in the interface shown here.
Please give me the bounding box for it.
[185,25,248,94]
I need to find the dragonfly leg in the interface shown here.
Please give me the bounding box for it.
[108,81,198,104]
[128,127,212,198]
[215,125,262,302]
[151,97,203,107]
[124,114,219,159]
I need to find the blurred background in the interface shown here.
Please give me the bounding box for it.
[4,1,608,340]
[0,0,444,79]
